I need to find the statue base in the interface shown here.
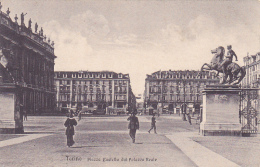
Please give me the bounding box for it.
[0,84,24,134]
[200,85,241,136]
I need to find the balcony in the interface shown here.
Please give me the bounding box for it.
[115,99,127,102]
[60,90,70,93]
[115,90,127,94]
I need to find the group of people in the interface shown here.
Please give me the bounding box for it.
[64,109,158,147]
[125,111,158,143]
[181,103,193,125]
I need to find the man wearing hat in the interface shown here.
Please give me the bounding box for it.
[220,45,238,82]
[127,111,139,143]
[148,114,157,134]
[64,110,77,147]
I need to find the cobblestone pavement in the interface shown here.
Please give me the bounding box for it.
[0,115,259,167]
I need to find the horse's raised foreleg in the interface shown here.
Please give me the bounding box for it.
[200,63,212,71]
[197,63,211,78]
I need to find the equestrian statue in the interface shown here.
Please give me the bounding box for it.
[199,45,246,85]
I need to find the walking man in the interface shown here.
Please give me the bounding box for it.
[127,111,139,143]
[148,114,157,134]
[187,113,192,125]
[181,103,187,121]
[23,110,27,121]
[78,109,83,121]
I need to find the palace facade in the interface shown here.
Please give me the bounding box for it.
[0,6,56,114]
[241,53,260,88]
[54,71,136,114]
[144,70,219,114]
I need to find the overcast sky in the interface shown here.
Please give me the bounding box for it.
[2,0,260,95]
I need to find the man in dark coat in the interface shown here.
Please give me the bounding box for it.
[127,112,139,143]
[181,103,187,121]
[64,110,77,147]
[187,113,192,125]
[148,114,157,134]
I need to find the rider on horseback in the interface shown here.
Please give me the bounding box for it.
[220,45,238,79]
[200,45,245,85]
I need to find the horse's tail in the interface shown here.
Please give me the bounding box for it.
[238,66,246,84]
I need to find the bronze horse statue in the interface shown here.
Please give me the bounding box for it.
[200,46,246,85]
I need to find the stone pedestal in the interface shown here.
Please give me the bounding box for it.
[0,85,24,134]
[200,85,241,136]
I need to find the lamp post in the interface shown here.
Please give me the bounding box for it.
[160,80,163,117]
[181,79,187,121]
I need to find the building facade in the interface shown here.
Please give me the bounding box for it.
[0,7,56,114]
[241,53,260,88]
[144,70,219,114]
[54,71,136,114]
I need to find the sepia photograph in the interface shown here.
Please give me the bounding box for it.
[0,0,260,166]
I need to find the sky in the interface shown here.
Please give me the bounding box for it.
[1,0,260,96]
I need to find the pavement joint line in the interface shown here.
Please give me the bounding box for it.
[0,134,52,148]
[77,130,156,134]
[166,132,240,167]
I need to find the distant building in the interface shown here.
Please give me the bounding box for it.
[241,53,260,88]
[136,102,144,113]
[144,70,219,114]
[0,7,56,114]
[54,71,136,114]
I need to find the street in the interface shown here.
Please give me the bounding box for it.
[0,115,259,167]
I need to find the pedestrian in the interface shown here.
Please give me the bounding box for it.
[148,114,157,134]
[187,113,192,125]
[64,110,77,147]
[78,109,83,121]
[20,104,24,119]
[181,103,187,121]
[127,111,139,143]
[23,110,27,121]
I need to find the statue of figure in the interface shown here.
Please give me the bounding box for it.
[44,35,47,41]
[199,46,245,85]
[14,14,18,23]
[28,18,32,29]
[35,22,38,33]
[21,12,27,25]
[6,8,10,15]
[219,45,238,80]
[40,27,43,36]
[0,2,2,11]
[48,38,50,44]
[51,41,55,47]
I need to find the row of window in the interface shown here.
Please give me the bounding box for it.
[148,94,201,101]
[60,85,127,92]
[59,80,128,85]
[57,73,125,79]
[59,94,127,101]
[151,73,216,80]
[148,81,217,86]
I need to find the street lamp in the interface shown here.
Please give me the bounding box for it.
[181,79,187,121]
